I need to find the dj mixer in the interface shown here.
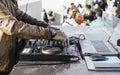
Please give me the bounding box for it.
[19,37,82,63]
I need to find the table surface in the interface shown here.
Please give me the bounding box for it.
[10,26,120,75]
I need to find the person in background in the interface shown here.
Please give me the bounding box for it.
[84,5,95,25]
[106,0,114,13]
[112,6,120,18]
[67,3,75,14]
[94,2,101,12]
[75,4,85,25]
[93,2,103,19]
[42,9,49,23]
[114,0,120,16]
[67,3,78,19]
[114,0,120,11]
[77,4,85,15]
[0,0,67,75]
[90,9,104,26]
[99,0,108,11]
[48,10,56,24]
[62,8,79,26]
[69,9,77,19]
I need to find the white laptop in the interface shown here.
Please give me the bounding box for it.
[81,21,120,56]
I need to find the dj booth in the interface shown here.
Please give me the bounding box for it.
[10,26,120,75]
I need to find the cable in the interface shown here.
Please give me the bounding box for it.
[78,34,86,40]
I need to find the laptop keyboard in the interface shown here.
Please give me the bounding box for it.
[91,40,111,52]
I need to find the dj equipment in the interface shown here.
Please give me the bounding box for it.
[19,37,81,63]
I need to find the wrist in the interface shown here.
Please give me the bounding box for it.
[49,28,57,38]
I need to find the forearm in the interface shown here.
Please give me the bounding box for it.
[0,15,51,39]
[12,21,51,39]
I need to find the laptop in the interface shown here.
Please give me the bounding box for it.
[80,21,120,56]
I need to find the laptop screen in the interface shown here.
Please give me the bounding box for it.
[103,13,120,35]
[109,21,120,51]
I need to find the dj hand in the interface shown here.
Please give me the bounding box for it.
[52,30,67,42]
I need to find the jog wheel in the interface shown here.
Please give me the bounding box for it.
[41,46,62,54]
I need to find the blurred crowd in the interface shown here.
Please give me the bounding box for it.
[62,0,120,26]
